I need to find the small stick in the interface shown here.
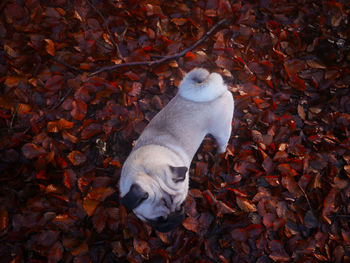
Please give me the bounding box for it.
[10,103,18,129]
[297,182,312,210]
[89,18,228,76]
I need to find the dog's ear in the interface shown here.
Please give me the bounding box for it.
[120,184,149,211]
[170,166,188,183]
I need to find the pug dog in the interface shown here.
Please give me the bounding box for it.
[119,68,234,232]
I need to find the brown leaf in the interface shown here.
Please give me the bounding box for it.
[87,187,115,201]
[0,209,9,231]
[81,123,103,140]
[297,104,306,120]
[22,143,46,159]
[322,188,338,224]
[45,75,64,92]
[236,196,257,212]
[281,174,302,198]
[306,59,326,69]
[216,201,237,217]
[171,18,187,26]
[67,151,86,166]
[92,207,106,233]
[278,164,298,177]
[182,216,199,233]
[231,228,247,241]
[48,241,63,263]
[133,238,150,255]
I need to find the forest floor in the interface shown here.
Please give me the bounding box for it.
[0,0,350,262]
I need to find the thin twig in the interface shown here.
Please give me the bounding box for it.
[297,182,312,210]
[89,18,228,77]
[51,57,82,73]
[10,103,18,129]
[51,87,73,110]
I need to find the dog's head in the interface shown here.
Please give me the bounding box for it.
[120,165,188,232]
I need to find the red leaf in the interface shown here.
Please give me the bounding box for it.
[185,51,196,60]
[81,123,103,140]
[92,207,106,233]
[71,99,87,120]
[48,241,63,263]
[231,228,247,241]
[45,75,64,92]
[263,213,276,228]
[22,143,46,159]
[278,163,298,177]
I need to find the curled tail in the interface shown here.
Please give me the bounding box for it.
[178,68,227,102]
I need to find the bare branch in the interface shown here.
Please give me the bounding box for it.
[89,18,228,77]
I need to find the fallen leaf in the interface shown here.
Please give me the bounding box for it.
[236,196,257,212]
[67,151,86,166]
[22,143,46,159]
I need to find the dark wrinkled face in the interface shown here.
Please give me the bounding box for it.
[120,165,189,232]
[146,203,186,232]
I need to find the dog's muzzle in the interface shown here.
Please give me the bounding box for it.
[147,207,185,232]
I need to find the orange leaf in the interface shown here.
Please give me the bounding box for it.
[58,118,74,130]
[63,169,76,190]
[83,197,99,217]
[22,143,46,159]
[185,51,196,60]
[87,187,115,201]
[47,121,59,133]
[67,151,86,166]
[45,39,55,56]
[17,103,32,114]
[5,76,21,88]
[171,18,187,25]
